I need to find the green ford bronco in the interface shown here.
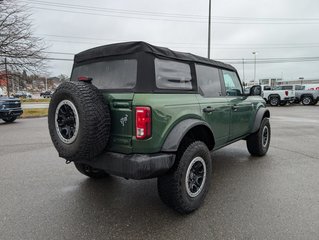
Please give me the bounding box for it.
[48,42,270,214]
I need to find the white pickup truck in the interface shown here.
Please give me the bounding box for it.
[275,84,319,105]
[260,85,295,106]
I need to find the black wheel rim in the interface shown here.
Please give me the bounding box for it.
[185,157,207,198]
[55,100,79,144]
[262,126,269,148]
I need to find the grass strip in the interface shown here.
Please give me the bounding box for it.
[21,98,51,103]
[21,108,48,118]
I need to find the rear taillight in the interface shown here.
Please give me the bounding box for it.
[285,90,288,96]
[78,76,92,82]
[135,106,151,140]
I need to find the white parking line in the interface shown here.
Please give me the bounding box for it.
[271,116,319,123]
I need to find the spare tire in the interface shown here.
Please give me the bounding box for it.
[48,81,111,162]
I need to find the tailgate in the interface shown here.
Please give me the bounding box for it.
[102,93,134,154]
[288,90,295,97]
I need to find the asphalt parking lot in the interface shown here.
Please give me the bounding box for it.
[0,105,318,240]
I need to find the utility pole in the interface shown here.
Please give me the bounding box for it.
[4,57,9,97]
[207,0,211,59]
[242,58,245,82]
[45,77,48,91]
[252,52,257,83]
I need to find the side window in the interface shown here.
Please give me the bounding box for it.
[154,58,192,90]
[195,64,222,97]
[222,70,243,96]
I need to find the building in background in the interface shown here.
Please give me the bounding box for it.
[276,78,319,85]
[0,72,8,95]
[259,78,282,86]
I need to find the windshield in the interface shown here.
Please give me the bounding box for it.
[71,59,137,89]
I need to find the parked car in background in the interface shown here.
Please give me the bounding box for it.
[40,90,53,98]
[12,91,32,99]
[261,85,295,106]
[0,96,23,123]
[276,84,319,105]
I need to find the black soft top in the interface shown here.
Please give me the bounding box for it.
[74,41,236,72]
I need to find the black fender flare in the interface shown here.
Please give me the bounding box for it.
[251,108,270,133]
[161,119,214,152]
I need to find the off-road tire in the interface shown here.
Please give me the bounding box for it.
[301,96,313,105]
[157,141,212,214]
[48,81,111,162]
[74,163,109,179]
[246,118,271,156]
[2,116,17,123]
[269,96,279,106]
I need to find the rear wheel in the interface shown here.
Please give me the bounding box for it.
[269,96,279,106]
[301,96,313,105]
[157,141,212,214]
[74,163,109,179]
[247,118,271,156]
[2,116,17,123]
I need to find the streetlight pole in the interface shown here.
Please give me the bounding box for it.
[252,52,257,83]
[207,0,211,59]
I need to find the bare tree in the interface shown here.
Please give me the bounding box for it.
[0,0,46,95]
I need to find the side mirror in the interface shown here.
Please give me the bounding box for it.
[250,85,262,96]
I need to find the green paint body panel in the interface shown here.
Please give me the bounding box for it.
[102,92,266,154]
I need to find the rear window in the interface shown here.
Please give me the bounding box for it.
[71,59,137,89]
[154,58,192,90]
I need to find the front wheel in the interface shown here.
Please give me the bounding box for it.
[246,118,271,156]
[74,163,109,179]
[157,141,212,214]
[2,116,17,123]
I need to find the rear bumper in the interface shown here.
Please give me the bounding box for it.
[0,108,23,118]
[76,152,176,180]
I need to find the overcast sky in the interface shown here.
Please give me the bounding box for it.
[21,0,319,81]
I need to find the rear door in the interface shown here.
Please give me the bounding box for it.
[195,64,230,147]
[221,70,253,140]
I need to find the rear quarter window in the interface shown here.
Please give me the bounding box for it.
[71,59,137,89]
[154,58,192,90]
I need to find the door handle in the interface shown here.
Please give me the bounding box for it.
[232,104,238,111]
[203,106,215,113]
